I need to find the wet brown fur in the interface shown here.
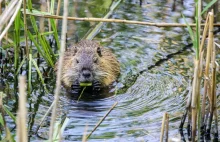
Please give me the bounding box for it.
[55,40,120,88]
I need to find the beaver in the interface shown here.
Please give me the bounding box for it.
[55,40,120,94]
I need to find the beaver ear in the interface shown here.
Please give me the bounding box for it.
[97,47,102,57]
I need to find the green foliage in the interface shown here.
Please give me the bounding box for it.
[16,57,27,75]
[0,114,4,126]
[32,59,49,93]
[3,105,16,122]
[14,11,21,70]
[85,0,121,40]
[201,0,218,15]
[182,0,217,59]
[28,54,32,94]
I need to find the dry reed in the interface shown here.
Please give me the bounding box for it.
[160,112,169,142]
[201,12,213,132]
[16,76,27,142]
[23,0,29,57]
[86,102,118,140]
[179,10,218,141]
[0,0,22,41]
[55,0,61,27]
[24,12,220,27]
[48,0,68,141]
[82,125,88,142]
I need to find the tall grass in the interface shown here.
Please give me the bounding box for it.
[0,0,61,141]
[180,0,219,141]
[48,0,68,141]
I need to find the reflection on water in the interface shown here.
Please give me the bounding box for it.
[4,0,219,142]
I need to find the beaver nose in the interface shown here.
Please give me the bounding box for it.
[82,70,91,78]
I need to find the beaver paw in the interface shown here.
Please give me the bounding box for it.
[71,81,81,95]
[93,80,101,92]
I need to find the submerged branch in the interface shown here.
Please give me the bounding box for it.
[86,102,118,140]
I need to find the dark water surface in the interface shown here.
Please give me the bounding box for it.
[2,0,220,142]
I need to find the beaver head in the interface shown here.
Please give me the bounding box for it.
[73,45,103,84]
[58,40,120,89]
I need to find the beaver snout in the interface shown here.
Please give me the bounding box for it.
[82,69,92,78]
[79,69,93,83]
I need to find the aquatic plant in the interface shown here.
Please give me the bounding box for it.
[179,0,219,141]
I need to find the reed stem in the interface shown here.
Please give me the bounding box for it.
[16,76,27,142]
[201,12,213,130]
[55,0,61,27]
[160,113,166,142]
[23,0,29,57]
[0,0,22,41]
[165,113,169,142]
[86,102,118,140]
[49,0,68,141]
[191,59,199,142]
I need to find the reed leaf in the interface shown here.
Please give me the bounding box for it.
[20,31,54,42]
[5,127,15,142]
[26,1,55,67]
[3,105,16,122]
[50,18,60,49]
[85,0,121,40]
[31,59,49,93]
[201,0,218,15]
[16,56,26,75]
[28,54,32,94]
[25,28,46,58]
[20,20,54,66]
[38,34,55,66]
[50,0,55,14]
[14,10,21,70]
[182,14,196,51]
[23,9,60,50]
[0,114,3,126]
[27,0,33,11]
[52,117,70,142]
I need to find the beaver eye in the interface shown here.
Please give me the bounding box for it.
[74,46,78,54]
[97,47,102,57]
[76,59,79,63]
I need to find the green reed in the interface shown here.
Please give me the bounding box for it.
[0,0,60,139]
[14,10,20,73]
[183,0,217,59]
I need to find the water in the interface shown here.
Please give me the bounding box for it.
[1,0,220,141]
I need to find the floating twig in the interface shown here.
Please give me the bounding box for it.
[77,87,86,103]
[85,0,121,40]
[35,101,55,134]
[24,11,220,27]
